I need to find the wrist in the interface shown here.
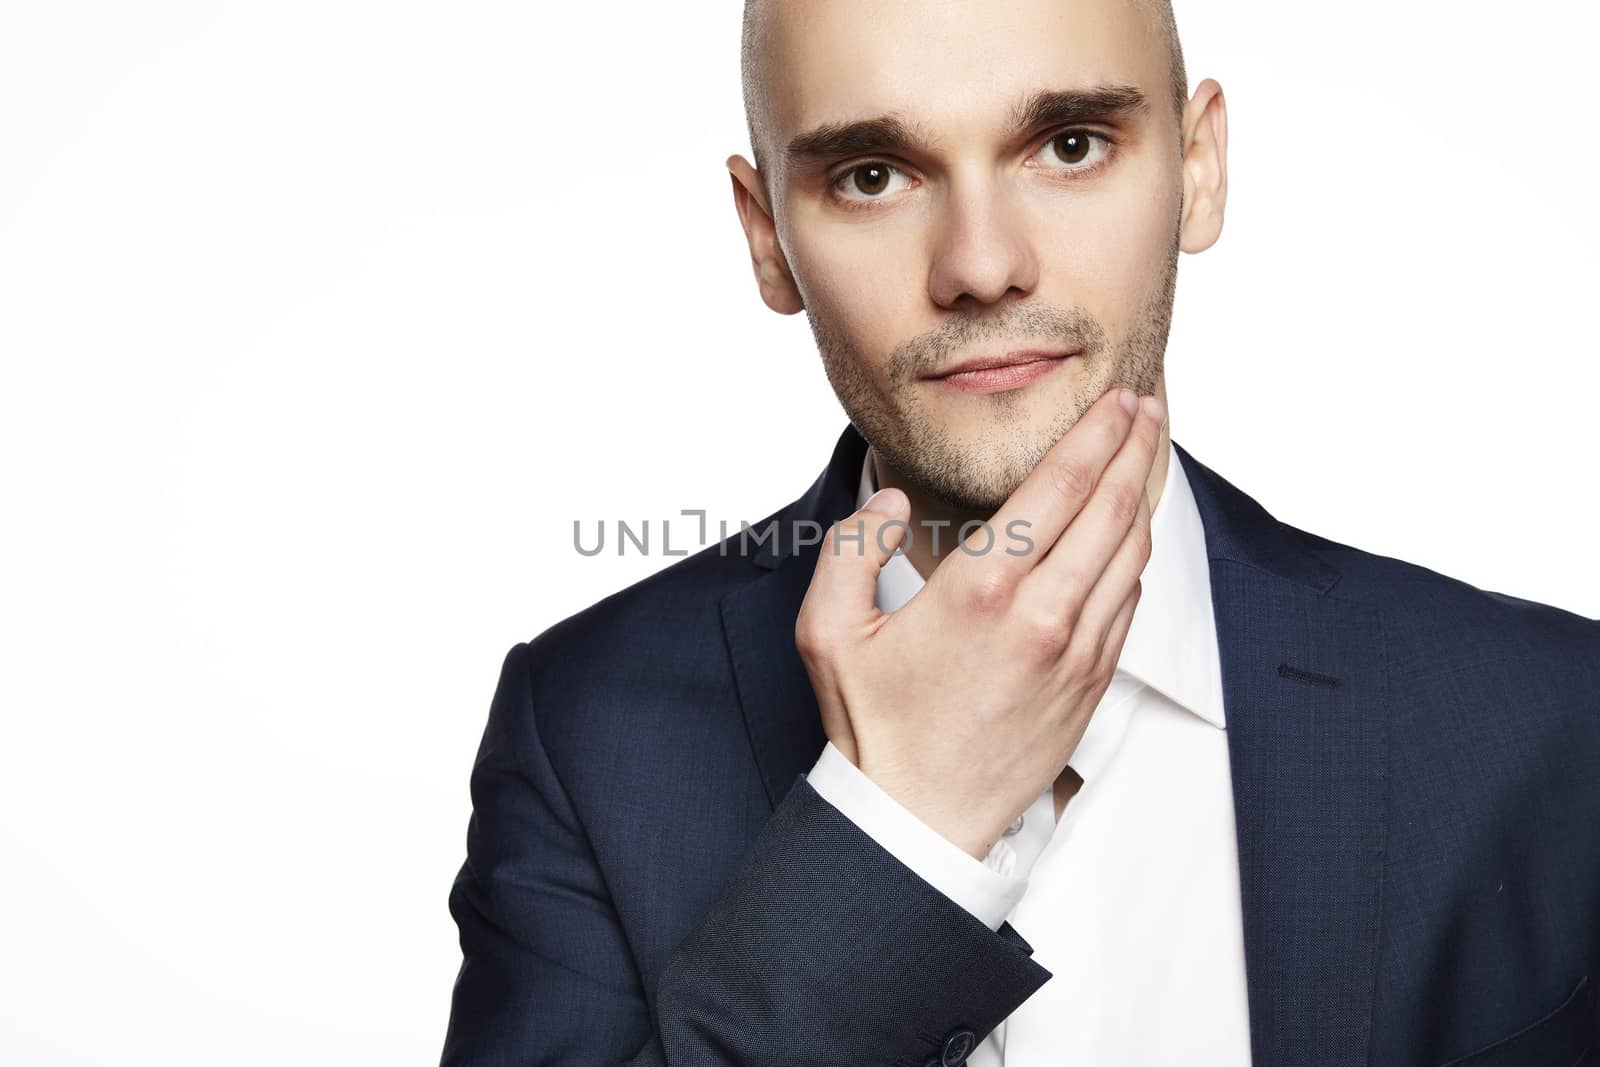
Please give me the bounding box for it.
[856,759,1008,861]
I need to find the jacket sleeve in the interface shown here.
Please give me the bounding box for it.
[440,641,1053,1067]
[803,738,1028,931]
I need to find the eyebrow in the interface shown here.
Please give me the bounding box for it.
[783,84,1150,168]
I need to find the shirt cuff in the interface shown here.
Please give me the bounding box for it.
[802,740,1027,931]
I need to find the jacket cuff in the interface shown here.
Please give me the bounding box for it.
[805,740,1027,931]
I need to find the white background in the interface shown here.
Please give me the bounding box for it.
[2,1,1596,1062]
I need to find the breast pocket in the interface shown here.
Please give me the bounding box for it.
[1437,974,1594,1067]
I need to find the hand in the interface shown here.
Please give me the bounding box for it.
[794,387,1165,860]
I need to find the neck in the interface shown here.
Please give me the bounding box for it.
[877,394,1173,583]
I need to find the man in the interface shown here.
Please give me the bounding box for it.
[440,1,1600,1063]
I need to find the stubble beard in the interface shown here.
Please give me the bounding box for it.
[808,234,1179,514]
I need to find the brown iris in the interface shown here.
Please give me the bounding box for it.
[851,164,891,196]
[1050,131,1092,165]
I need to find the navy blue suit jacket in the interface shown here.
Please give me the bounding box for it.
[441,423,1600,1066]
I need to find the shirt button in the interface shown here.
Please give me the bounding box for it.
[941,1027,977,1066]
[1002,813,1024,837]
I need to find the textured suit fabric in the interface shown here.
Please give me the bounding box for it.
[440,422,1600,1066]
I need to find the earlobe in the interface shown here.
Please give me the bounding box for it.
[726,154,805,315]
[758,259,804,315]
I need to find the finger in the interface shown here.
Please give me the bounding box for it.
[796,487,912,651]
[1063,484,1151,675]
[1026,392,1162,612]
[953,386,1140,593]
[796,489,911,767]
[1095,578,1142,681]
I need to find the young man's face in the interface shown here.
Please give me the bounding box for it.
[734,0,1222,513]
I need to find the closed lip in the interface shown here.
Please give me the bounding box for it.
[926,348,1080,379]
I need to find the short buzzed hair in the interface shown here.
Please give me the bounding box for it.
[741,0,1189,175]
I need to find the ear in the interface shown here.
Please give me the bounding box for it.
[1178,79,1229,254]
[726,154,805,315]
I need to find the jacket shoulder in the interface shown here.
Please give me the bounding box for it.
[1288,523,1600,688]
[496,501,797,781]
[526,499,794,666]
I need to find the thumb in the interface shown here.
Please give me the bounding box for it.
[796,488,910,769]
[807,487,911,627]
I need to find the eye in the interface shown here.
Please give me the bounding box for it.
[831,161,913,203]
[1032,129,1114,174]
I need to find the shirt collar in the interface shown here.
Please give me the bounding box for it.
[855,437,1227,741]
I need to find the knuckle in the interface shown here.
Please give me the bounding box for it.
[1095,641,1120,680]
[1061,636,1100,680]
[1103,479,1142,525]
[794,614,829,660]
[1025,611,1071,659]
[1132,521,1153,561]
[1048,455,1095,502]
[966,568,1013,616]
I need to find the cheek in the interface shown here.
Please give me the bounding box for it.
[1032,178,1178,326]
[786,221,925,371]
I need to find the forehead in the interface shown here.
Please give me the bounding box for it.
[759,0,1168,151]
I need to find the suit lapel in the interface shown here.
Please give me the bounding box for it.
[1175,440,1389,1066]
[720,425,1389,1065]
[720,424,868,809]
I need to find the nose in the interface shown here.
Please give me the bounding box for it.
[926,172,1040,310]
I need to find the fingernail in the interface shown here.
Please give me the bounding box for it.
[1117,388,1140,416]
[863,488,899,515]
[1141,395,1166,424]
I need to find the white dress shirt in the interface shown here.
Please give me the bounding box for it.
[805,437,1254,1065]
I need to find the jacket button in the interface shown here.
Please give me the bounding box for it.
[941,1027,976,1066]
